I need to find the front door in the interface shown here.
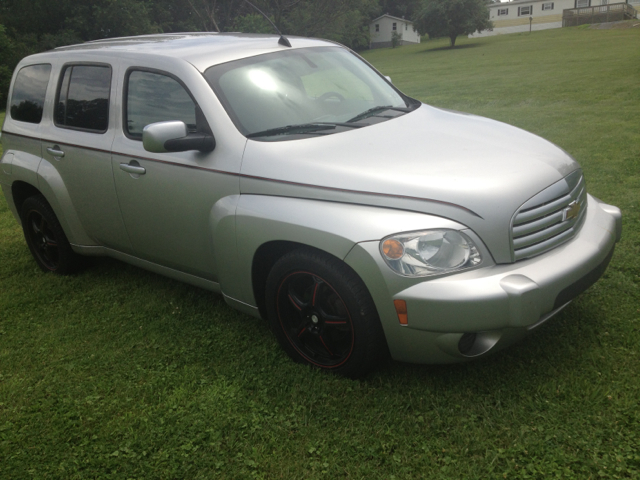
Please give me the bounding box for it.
[111,68,240,281]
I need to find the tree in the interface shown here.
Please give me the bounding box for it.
[283,0,379,50]
[391,30,402,48]
[416,0,492,47]
[379,0,421,20]
[0,24,14,107]
[232,13,276,34]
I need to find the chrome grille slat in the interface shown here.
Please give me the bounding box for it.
[511,170,588,261]
[513,219,574,249]
[512,210,564,237]
[514,227,576,261]
[514,194,573,225]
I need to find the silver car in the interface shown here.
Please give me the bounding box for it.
[0,33,622,378]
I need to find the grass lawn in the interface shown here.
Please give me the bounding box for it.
[1,25,639,478]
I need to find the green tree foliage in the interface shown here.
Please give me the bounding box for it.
[379,0,422,20]
[416,0,492,47]
[0,0,386,104]
[391,30,402,48]
[67,0,161,39]
[0,24,14,107]
[232,13,276,34]
[284,0,379,50]
[184,0,379,50]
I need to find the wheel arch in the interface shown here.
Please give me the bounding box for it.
[251,241,346,320]
[34,159,94,246]
[11,180,42,217]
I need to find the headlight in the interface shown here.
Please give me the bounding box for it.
[380,230,482,277]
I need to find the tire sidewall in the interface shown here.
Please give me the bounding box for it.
[20,195,80,275]
[265,249,385,378]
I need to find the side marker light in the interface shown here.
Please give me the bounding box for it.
[393,299,408,326]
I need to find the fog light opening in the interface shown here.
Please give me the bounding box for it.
[458,331,502,357]
[458,332,477,355]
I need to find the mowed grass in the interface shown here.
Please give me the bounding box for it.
[1,25,639,478]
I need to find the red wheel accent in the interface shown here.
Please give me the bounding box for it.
[265,249,387,378]
[275,271,355,368]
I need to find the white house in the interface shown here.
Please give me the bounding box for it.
[369,14,421,48]
[470,0,638,37]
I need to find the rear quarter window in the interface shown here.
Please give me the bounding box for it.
[10,64,52,124]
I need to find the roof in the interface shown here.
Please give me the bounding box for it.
[370,14,415,25]
[41,33,337,72]
[489,0,554,7]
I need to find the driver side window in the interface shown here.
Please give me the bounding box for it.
[125,69,197,139]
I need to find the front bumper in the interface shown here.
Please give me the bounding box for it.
[344,195,621,364]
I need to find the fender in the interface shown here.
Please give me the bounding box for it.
[1,131,94,246]
[214,194,467,309]
[36,158,95,246]
[1,143,42,221]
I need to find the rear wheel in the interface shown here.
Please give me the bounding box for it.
[20,195,82,274]
[265,249,387,378]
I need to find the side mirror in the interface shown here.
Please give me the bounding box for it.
[142,121,215,153]
[385,76,392,84]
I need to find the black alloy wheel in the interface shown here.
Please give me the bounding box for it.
[276,271,355,368]
[24,208,59,270]
[20,195,82,274]
[265,249,387,378]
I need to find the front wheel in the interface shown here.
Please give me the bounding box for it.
[20,195,82,274]
[265,249,387,378]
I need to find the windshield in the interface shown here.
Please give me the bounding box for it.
[204,47,415,139]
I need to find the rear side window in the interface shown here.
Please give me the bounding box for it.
[125,70,197,139]
[55,64,111,133]
[10,64,52,124]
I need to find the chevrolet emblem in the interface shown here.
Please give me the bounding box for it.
[563,201,581,222]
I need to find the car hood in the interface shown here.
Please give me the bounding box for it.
[239,104,580,263]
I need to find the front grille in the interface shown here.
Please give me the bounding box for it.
[511,170,588,261]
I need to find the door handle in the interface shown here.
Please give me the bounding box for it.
[46,146,65,158]
[119,163,146,175]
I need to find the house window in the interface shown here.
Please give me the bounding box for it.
[518,5,532,16]
[405,24,408,30]
[497,8,509,15]
[392,23,397,31]
[576,0,590,6]
[375,24,379,32]
[542,2,554,10]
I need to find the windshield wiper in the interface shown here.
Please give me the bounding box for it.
[247,122,363,139]
[347,105,414,123]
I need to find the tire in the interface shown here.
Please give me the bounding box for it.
[20,195,82,275]
[265,249,387,378]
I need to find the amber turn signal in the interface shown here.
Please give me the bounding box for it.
[382,239,404,260]
[393,299,408,325]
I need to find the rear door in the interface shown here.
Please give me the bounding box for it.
[40,62,133,253]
